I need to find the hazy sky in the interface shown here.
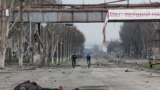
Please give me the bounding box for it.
[62,0,159,47]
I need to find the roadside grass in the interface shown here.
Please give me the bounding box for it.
[139,63,160,70]
[138,63,150,69]
[48,57,69,66]
[61,58,69,64]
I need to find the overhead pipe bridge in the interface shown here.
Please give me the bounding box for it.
[3,3,160,23]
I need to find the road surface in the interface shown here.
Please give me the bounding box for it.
[0,58,159,90]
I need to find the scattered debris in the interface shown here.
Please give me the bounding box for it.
[95,62,100,66]
[76,64,82,67]
[0,71,14,74]
[62,71,65,74]
[79,86,108,90]
[149,73,152,76]
[57,69,61,71]
[21,67,36,71]
[125,69,129,72]
[74,88,80,90]
[5,76,11,78]
[145,81,149,83]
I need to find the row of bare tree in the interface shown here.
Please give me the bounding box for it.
[108,22,159,58]
[0,0,85,67]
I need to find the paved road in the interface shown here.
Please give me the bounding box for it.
[0,58,160,90]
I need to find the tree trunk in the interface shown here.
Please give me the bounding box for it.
[56,42,59,65]
[44,28,49,66]
[51,32,55,65]
[19,0,24,66]
[0,0,7,68]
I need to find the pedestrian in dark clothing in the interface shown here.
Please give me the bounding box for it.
[71,53,77,68]
[86,53,91,68]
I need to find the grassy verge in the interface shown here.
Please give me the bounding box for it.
[50,57,69,65]
[139,63,160,70]
[61,58,69,64]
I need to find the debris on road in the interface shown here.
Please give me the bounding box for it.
[62,71,65,74]
[125,69,129,72]
[14,80,63,90]
[145,81,149,83]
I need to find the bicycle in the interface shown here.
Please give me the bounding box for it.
[87,59,91,68]
[72,59,76,68]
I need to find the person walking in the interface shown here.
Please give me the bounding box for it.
[71,53,77,68]
[86,53,91,68]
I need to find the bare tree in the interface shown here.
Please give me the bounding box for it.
[120,22,156,58]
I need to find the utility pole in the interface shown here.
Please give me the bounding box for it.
[19,0,25,66]
[0,0,7,68]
